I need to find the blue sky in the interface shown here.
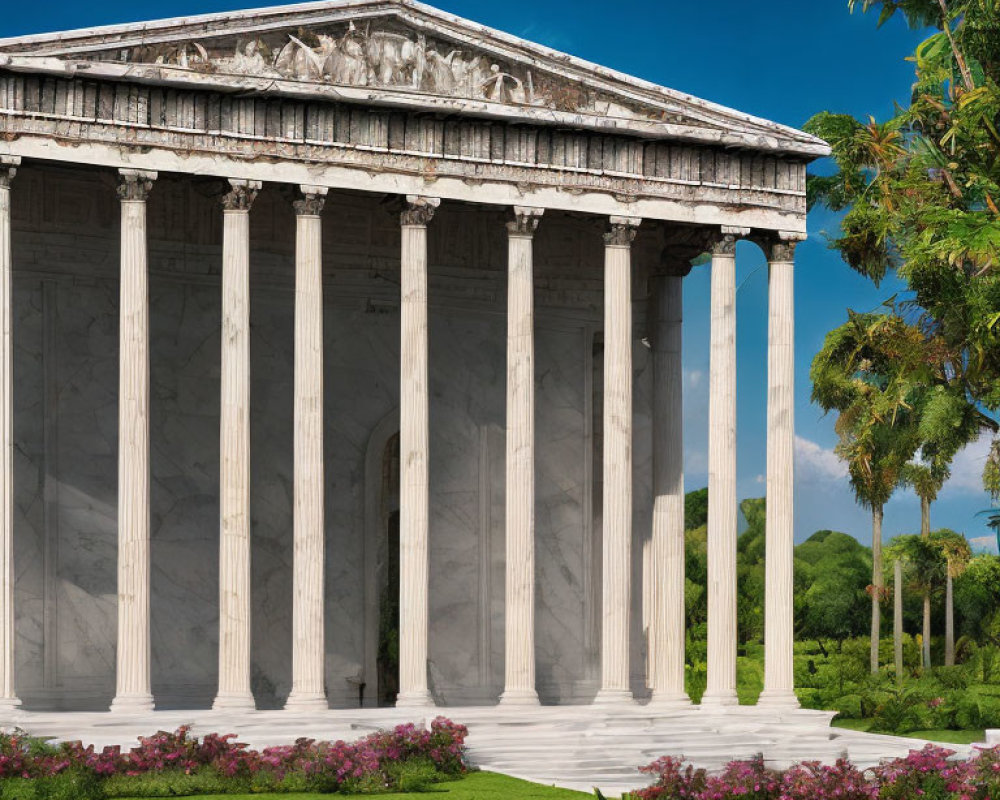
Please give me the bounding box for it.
[2,0,995,550]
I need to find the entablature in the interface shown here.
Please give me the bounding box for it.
[0,71,808,232]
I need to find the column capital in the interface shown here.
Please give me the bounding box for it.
[117,170,157,202]
[0,156,20,188]
[712,226,750,256]
[507,206,544,238]
[222,179,262,212]
[293,185,328,217]
[604,216,642,247]
[767,231,807,263]
[401,195,441,227]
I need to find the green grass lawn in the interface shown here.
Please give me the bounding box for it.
[831,717,985,744]
[115,771,593,800]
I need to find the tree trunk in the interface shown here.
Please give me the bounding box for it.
[936,0,976,91]
[894,558,903,683]
[871,505,883,674]
[921,494,931,669]
[945,568,955,666]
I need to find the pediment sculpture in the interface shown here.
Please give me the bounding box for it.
[125,21,575,110]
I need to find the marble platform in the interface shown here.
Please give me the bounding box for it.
[1,705,972,797]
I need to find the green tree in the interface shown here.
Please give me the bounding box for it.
[736,498,766,646]
[685,487,708,531]
[888,533,948,669]
[795,530,872,652]
[901,462,948,668]
[806,0,1000,497]
[932,528,973,664]
[811,313,923,672]
[954,553,1000,643]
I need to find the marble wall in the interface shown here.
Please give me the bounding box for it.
[8,163,662,710]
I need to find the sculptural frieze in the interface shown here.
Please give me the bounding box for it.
[108,20,597,111]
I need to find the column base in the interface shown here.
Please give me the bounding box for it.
[648,691,692,710]
[0,696,21,711]
[283,692,329,712]
[592,688,635,706]
[109,694,155,714]
[699,689,739,708]
[395,690,435,709]
[212,692,257,712]
[498,688,540,707]
[756,688,800,709]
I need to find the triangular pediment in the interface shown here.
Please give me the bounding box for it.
[0,0,828,157]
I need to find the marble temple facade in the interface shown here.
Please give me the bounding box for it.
[0,0,829,715]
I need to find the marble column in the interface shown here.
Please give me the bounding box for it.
[214,179,261,712]
[594,216,641,706]
[702,226,746,708]
[500,206,544,707]
[397,195,439,709]
[111,169,157,714]
[649,271,690,707]
[759,233,802,709]
[285,185,329,711]
[0,157,19,711]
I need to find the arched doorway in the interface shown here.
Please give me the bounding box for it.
[377,433,400,706]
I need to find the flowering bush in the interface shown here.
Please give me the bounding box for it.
[779,759,876,800]
[0,716,468,797]
[633,744,1000,800]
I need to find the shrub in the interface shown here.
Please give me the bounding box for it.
[701,755,781,800]
[0,717,469,796]
[633,746,1000,800]
[875,744,973,800]
[832,693,863,718]
[780,759,876,800]
[0,770,102,800]
[632,755,707,800]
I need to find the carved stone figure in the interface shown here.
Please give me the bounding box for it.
[218,40,273,76]
[331,27,369,85]
[424,48,460,93]
[482,64,525,104]
[275,34,336,80]
[452,54,490,97]
[116,19,564,108]
[365,30,421,86]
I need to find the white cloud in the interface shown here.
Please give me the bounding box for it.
[940,436,995,497]
[755,474,765,484]
[795,435,848,483]
[969,535,999,555]
[684,369,704,389]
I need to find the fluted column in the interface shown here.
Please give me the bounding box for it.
[702,226,745,708]
[111,169,157,714]
[214,179,261,712]
[0,158,19,711]
[285,185,329,711]
[759,232,802,709]
[649,271,690,707]
[397,195,439,708]
[594,216,640,706]
[500,206,543,707]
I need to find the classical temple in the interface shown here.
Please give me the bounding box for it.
[0,0,829,718]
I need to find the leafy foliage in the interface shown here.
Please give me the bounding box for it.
[807,0,1000,494]
[0,718,468,797]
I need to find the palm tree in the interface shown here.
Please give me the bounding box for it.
[933,529,972,666]
[811,313,923,673]
[893,557,904,682]
[901,462,948,668]
[978,508,1000,553]
[888,534,946,671]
